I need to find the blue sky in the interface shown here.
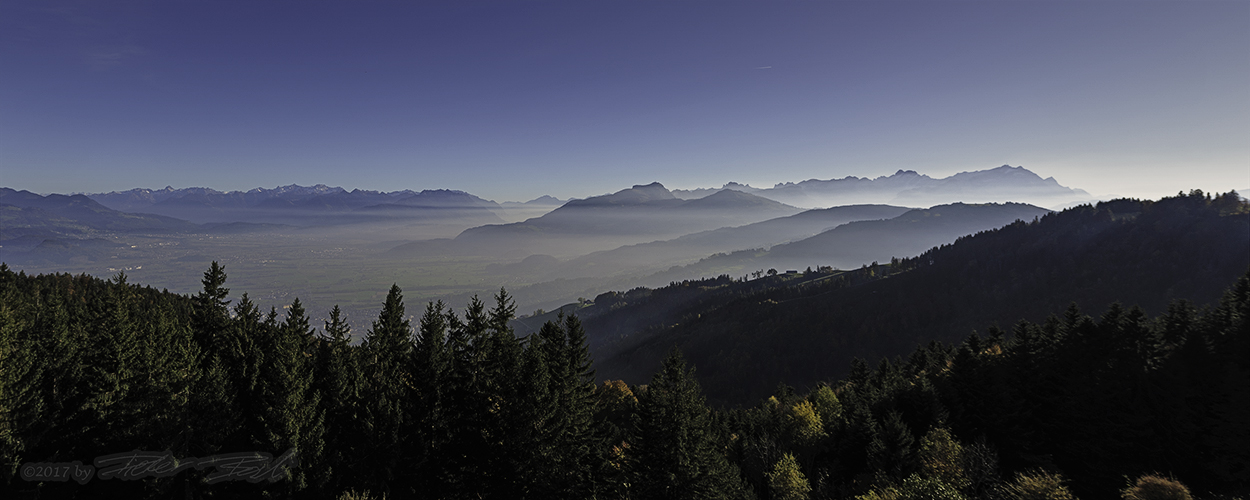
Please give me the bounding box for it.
[2,1,1247,202]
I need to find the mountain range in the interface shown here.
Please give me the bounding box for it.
[73,165,1093,230]
[671,165,1093,209]
[87,184,508,228]
[395,183,805,258]
[503,202,1054,331]
[578,202,1051,287]
[0,188,199,255]
[764,202,1052,270]
[552,204,915,279]
[5,166,1115,315]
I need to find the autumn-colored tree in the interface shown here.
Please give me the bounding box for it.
[768,452,812,500]
[1000,470,1076,500]
[1121,474,1192,500]
[918,427,969,489]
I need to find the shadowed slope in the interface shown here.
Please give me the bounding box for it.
[582,192,1248,406]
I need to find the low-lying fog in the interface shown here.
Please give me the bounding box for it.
[2,167,1099,336]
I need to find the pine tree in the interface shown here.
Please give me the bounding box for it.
[191,261,231,356]
[80,274,142,454]
[359,284,413,495]
[1197,272,1250,486]
[219,294,266,451]
[25,290,89,463]
[255,298,325,492]
[631,348,747,500]
[171,348,232,496]
[555,314,603,497]
[867,411,916,481]
[408,300,450,496]
[0,265,41,486]
[133,292,199,461]
[510,322,556,498]
[477,288,537,497]
[442,295,494,498]
[316,304,362,492]
[511,312,604,498]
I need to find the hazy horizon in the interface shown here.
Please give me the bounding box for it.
[8,165,1247,206]
[3,2,1247,202]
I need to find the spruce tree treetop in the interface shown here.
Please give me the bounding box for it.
[633,348,747,500]
[368,284,412,355]
[198,261,230,308]
[489,288,517,336]
[192,262,232,354]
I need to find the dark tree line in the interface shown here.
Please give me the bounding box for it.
[0,263,752,499]
[721,269,1248,499]
[1,187,1247,499]
[2,262,1246,499]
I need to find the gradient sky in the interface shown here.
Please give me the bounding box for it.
[2,1,1247,202]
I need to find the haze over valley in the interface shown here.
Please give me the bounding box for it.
[3,2,1248,498]
[6,165,1103,333]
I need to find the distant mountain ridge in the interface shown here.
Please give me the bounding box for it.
[500,201,1055,319]
[671,165,1093,208]
[495,196,569,223]
[88,184,348,213]
[766,202,1052,268]
[87,184,508,227]
[445,183,804,257]
[595,202,1052,283]
[0,187,201,262]
[1,187,199,236]
[554,204,914,279]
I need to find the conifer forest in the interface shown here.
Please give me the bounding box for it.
[6,1,1249,498]
[2,193,1247,500]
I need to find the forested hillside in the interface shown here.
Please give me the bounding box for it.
[1,265,1246,499]
[1,190,1246,499]
[590,191,1249,404]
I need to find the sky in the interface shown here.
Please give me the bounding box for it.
[2,1,1247,202]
